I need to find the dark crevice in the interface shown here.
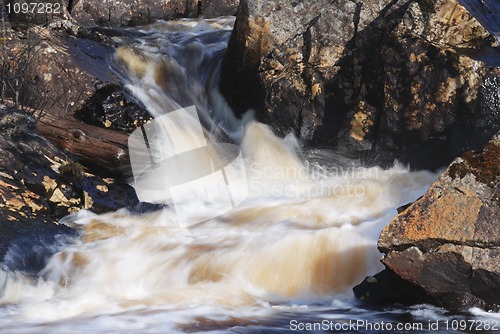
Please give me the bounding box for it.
[67,0,74,14]
[353,2,362,34]
[197,0,203,17]
[299,25,313,138]
[300,17,313,89]
[302,20,314,66]
[299,13,323,140]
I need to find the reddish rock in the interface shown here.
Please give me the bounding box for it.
[377,132,500,311]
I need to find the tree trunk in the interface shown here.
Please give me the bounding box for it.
[37,113,130,173]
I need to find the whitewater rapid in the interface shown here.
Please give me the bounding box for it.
[0,17,442,333]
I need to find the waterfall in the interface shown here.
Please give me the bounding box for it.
[0,18,439,333]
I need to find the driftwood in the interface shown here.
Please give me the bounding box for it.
[37,113,130,173]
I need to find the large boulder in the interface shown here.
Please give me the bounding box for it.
[220,0,500,169]
[376,132,500,311]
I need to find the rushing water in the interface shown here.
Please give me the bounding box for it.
[0,18,498,333]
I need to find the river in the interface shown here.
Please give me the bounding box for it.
[0,17,498,334]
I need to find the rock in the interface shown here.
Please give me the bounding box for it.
[450,75,500,157]
[220,0,499,169]
[75,84,152,133]
[70,0,238,27]
[0,106,138,262]
[377,132,500,311]
[5,0,70,30]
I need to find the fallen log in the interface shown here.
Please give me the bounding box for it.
[37,113,131,174]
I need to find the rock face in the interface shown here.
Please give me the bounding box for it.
[220,0,500,169]
[377,132,500,311]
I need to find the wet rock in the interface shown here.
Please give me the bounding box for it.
[75,84,152,132]
[376,1,500,168]
[0,106,138,259]
[377,132,500,311]
[220,0,499,169]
